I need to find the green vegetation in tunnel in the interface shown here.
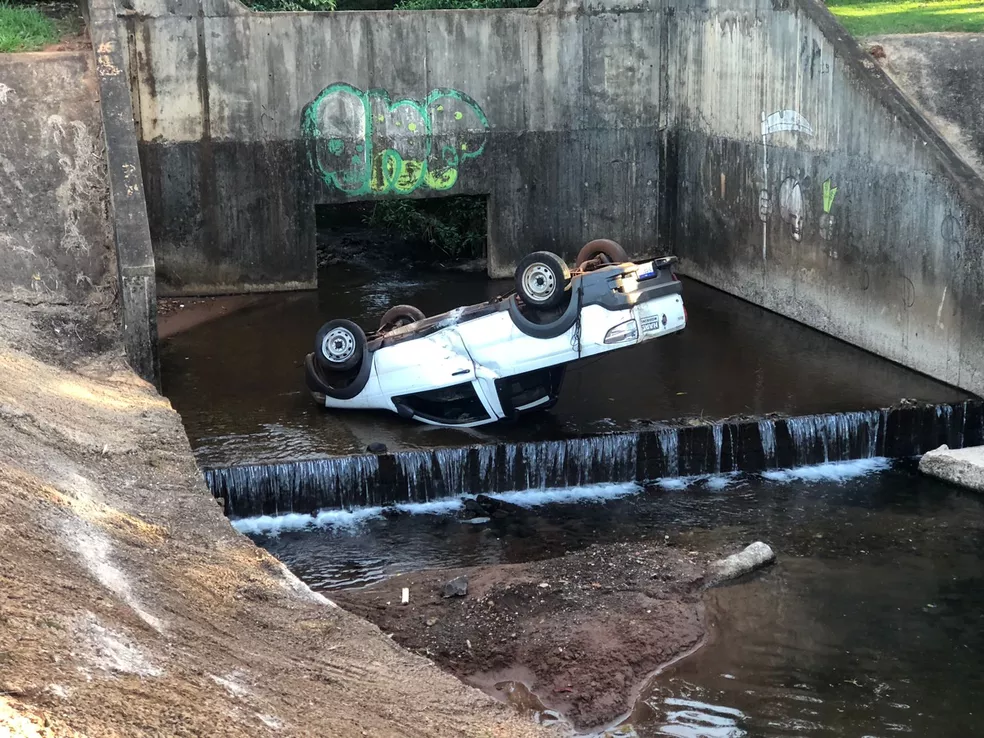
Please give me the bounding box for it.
[316,196,488,270]
[826,0,984,36]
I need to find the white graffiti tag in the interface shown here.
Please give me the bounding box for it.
[760,109,814,259]
[41,115,108,256]
[761,110,814,137]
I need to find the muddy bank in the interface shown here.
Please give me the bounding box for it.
[333,540,721,731]
[158,295,265,339]
[0,299,548,738]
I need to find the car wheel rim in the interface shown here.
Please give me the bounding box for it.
[322,327,356,364]
[522,263,556,303]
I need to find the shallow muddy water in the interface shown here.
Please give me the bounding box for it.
[241,460,984,736]
[160,267,968,467]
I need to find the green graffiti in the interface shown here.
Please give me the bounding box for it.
[301,83,490,196]
[822,178,838,213]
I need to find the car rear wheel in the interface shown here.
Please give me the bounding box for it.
[380,304,426,330]
[515,251,571,310]
[315,319,366,373]
[575,239,629,268]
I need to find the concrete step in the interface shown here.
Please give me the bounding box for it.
[919,445,984,492]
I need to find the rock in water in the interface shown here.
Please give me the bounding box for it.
[919,444,984,493]
[705,542,776,586]
[442,575,468,598]
[475,494,527,517]
[460,498,487,517]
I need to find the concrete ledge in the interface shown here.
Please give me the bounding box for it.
[83,0,160,389]
[919,445,984,493]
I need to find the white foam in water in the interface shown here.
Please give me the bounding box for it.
[232,507,387,536]
[656,473,738,491]
[489,482,640,507]
[761,457,891,483]
[705,472,740,491]
[233,457,894,537]
[231,483,641,536]
[393,498,464,516]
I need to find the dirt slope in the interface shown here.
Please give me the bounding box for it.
[0,301,550,738]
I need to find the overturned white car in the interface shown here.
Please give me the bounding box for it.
[305,240,687,427]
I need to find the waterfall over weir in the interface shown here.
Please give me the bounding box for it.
[205,401,984,518]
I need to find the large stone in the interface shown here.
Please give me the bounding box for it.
[441,576,468,598]
[705,542,776,587]
[918,445,984,493]
[475,494,527,518]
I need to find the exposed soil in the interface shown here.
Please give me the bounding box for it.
[332,539,718,732]
[0,298,551,738]
[33,1,90,51]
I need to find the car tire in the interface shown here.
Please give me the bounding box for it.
[315,319,366,373]
[515,251,571,310]
[575,239,629,267]
[379,304,426,330]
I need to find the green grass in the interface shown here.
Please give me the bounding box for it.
[826,0,984,36]
[0,2,58,52]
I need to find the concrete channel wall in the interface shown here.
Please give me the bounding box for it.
[0,52,111,302]
[669,0,984,401]
[124,0,674,295]
[86,0,161,386]
[0,40,159,386]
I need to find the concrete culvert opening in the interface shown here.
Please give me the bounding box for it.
[315,196,489,276]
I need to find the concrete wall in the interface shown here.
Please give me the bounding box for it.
[125,0,674,295]
[85,0,161,386]
[668,0,984,398]
[0,52,111,301]
[0,43,159,387]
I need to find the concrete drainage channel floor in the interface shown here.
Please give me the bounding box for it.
[160,267,984,735]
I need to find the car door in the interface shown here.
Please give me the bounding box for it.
[372,327,476,398]
[455,310,579,378]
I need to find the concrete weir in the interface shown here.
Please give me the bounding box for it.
[205,400,984,517]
